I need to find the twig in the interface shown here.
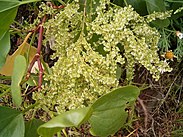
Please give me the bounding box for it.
[125,128,138,137]
[62,129,68,137]
[158,68,183,108]
[137,97,148,136]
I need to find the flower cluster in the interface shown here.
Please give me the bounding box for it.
[145,10,172,23]
[174,6,183,14]
[33,1,172,114]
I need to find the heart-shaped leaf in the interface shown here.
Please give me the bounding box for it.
[25,119,44,137]
[127,0,148,15]
[0,106,24,137]
[89,85,140,136]
[37,107,92,137]
[89,108,127,137]
[37,86,140,137]
[11,55,27,107]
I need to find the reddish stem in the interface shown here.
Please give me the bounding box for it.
[26,53,40,79]
[26,15,46,90]
[47,2,65,9]
[37,26,43,54]
[37,59,43,89]
[26,3,64,91]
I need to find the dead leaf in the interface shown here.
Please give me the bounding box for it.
[0,32,37,76]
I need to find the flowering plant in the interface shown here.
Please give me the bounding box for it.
[32,0,172,114]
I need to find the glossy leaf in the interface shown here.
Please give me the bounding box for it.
[0,0,40,34]
[0,1,18,38]
[37,107,92,137]
[89,108,127,137]
[89,85,140,136]
[11,55,26,107]
[0,106,24,137]
[0,42,37,76]
[25,119,44,137]
[126,0,148,15]
[145,0,166,12]
[0,0,41,33]
[0,30,10,69]
[0,0,41,13]
[38,86,140,137]
[145,0,170,28]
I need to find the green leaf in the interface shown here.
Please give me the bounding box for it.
[91,86,140,111]
[112,0,124,6]
[0,106,25,137]
[0,0,19,12]
[25,119,44,137]
[150,19,170,28]
[0,1,19,38]
[145,0,170,28]
[0,30,10,69]
[126,0,148,15]
[89,108,127,137]
[145,0,166,12]
[0,0,41,42]
[89,85,140,136]
[11,55,27,107]
[38,86,140,137]
[37,107,92,137]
